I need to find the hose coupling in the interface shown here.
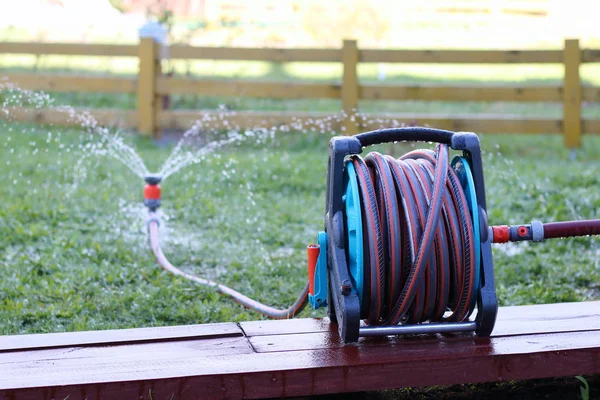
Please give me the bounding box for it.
[144,174,162,211]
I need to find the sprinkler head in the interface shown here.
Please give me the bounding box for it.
[144,174,162,185]
[144,174,162,212]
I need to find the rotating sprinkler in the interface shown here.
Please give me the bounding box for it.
[144,127,600,343]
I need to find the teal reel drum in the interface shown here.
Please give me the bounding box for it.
[307,127,498,343]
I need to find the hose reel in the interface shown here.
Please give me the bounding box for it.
[308,128,499,342]
[307,127,600,343]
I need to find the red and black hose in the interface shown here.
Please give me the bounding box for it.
[352,143,478,326]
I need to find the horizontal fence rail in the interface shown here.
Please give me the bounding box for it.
[168,45,341,62]
[0,38,598,148]
[0,42,138,57]
[359,49,564,64]
[4,73,138,93]
[9,107,600,136]
[156,78,341,99]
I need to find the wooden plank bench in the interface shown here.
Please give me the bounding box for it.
[0,300,598,399]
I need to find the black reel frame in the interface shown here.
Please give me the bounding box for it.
[324,128,498,343]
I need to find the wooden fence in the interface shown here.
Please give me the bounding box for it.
[1,38,599,147]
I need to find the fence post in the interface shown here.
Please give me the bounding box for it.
[563,38,581,150]
[137,37,161,139]
[342,39,359,135]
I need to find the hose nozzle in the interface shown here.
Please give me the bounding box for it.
[144,174,162,211]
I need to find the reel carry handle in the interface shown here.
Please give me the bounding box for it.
[355,127,455,148]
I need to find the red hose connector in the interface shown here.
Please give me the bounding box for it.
[491,222,543,243]
[144,174,162,211]
[144,184,161,200]
[491,219,600,243]
[491,225,510,243]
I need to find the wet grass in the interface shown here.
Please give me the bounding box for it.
[0,122,599,334]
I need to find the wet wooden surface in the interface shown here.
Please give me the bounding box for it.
[0,301,598,399]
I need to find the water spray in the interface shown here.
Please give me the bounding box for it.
[144,127,600,343]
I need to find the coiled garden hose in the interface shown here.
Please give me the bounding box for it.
[350,143,478,326]
[146,213,309,319]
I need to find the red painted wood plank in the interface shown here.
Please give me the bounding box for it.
[491,300,600,337]
[0,301,598,399]
[0,330,599,399]
[0,329,599,390]
[2,345,597,400]
[0,322,242,352]
[496,300,599,322]
[490,300,600,336]
[0,335,253,366]
[240,316,333,337]
[240,300,600,338]
[249,325,600,353]
[2,300,594,353]
[493,311,600,337]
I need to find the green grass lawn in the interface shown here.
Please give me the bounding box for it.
[0,119,599,335]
